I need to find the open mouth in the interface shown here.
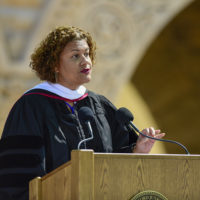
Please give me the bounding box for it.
[80,68,91,74]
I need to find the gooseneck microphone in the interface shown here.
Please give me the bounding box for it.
[77,107,94,150]
[116,107,190,154]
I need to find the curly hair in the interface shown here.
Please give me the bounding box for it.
[30,26,96,83]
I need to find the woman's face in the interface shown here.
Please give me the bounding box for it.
[56,39,92,90]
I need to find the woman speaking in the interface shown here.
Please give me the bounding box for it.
[0,26,165,200]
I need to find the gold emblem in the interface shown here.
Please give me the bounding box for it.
[130,190,168,200]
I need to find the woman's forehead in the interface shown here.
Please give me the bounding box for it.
[64,39,89,52]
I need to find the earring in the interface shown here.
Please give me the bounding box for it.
[55,72,58,83]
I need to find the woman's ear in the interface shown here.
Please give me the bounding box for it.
[55,67,59,73]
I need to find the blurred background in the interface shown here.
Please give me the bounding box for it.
[0,0,199,154]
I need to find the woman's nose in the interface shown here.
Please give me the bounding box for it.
[80,55,91,66]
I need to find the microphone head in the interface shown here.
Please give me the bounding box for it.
[115,107,134,124]
[78,107,95,123]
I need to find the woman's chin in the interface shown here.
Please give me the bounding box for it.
[84,75,92,83]
[83,79,91,85]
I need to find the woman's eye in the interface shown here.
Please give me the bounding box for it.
[72,54,79,59]
[84,52,89,57]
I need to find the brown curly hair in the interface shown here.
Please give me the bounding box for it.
[30,26,96,83]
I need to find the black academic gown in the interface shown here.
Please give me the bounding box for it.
[0,89,138,200]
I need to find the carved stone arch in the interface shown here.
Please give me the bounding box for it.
[132,0,200,154]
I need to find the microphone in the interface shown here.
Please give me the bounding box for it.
[115,107,190,154]
[77,107,94,150]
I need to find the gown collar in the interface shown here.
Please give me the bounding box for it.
[30,81,87,100]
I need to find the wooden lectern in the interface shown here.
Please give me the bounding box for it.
[29,150,200,200]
